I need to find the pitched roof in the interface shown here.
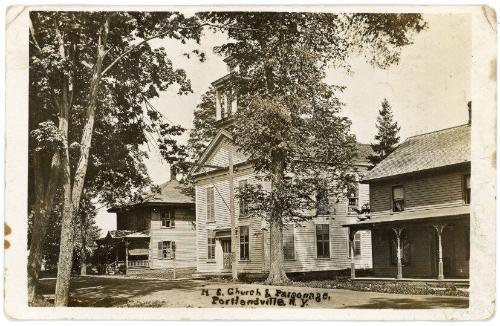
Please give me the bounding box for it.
[141,179,194,204]
[107,178,194,212]
[363,124,470,181]
[354,143,374,165]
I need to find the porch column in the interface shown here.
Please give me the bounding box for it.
[433,224,447,281]
[124,240,129,275]
[349,229,356,279]
[392,227,405,279]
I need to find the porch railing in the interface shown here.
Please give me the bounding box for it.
[128,260,149,268]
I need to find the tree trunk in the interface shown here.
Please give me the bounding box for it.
[265,216,289,284]
[79,215,87,276]
[54,127,74,306]
[265,151,290,285]
[27,133,63,303]
[54,16,110,306]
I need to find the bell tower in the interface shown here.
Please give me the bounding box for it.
[211,56,238,128]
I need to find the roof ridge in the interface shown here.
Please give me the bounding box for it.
[405,123,469,140]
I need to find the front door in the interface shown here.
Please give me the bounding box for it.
[221,239,232,271]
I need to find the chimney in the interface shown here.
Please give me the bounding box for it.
[170,165,177,181]
[467,101,472,125]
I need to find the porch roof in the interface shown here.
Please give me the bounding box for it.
[343,205,469,228]
[96,230,150,244]
[128,248,149,256]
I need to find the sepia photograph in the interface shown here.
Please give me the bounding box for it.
[3,3,497,320]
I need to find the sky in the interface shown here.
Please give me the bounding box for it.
[95,13,471,235]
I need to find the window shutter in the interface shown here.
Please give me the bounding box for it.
[157,242,162,259]
[172,241,176,259]
[171,210,175,227]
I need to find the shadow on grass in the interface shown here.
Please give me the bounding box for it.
[37,277,202,307]
[341,296,469,309]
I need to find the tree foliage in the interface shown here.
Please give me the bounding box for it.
[186,87,218,161]
[368,98,401,167]
[195,12,426,283]
[28,11,202,305]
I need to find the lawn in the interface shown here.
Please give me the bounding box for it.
[34,276,469,309]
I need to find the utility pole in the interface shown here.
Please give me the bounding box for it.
[229,151,238,280]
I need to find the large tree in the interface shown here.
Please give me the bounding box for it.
[368,98,401,167]
[28,11,202,306]
[196,12,426,284]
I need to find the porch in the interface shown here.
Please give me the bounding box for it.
[345,208,470,281]
[95,230,150,275]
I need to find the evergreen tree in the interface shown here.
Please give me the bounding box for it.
[197,12,426,284]
[368,98,401,167]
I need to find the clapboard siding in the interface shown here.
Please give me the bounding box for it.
[149,207,196,269]
[202,138,248,173]
[196,165,373,274]
[370,169,468,215]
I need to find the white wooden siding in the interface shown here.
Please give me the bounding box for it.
[149,207,197,269]
[195,165,372,274]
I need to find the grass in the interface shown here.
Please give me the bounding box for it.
[291,279,468,297]
[207,274,469,298]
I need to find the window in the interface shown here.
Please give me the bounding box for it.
[316,189,330,215]
[238,180,249,217]
[463,174,471,204]
[283,226,295,260]
[347,185,359,214]
[207,231,216,261]
[239,226,250,260]
[348,232,362,257]
[158,241,176,260]
[390,237,411,266]
[392,185,405,212]
[207,187,215,222]
[161,209,175,228]
[316,224,330,258]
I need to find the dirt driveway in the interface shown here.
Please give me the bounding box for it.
[37,276,468,309]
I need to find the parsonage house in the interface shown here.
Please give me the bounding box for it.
[345,117,471,280]
[190,58,373,277]
[96,171,196,274]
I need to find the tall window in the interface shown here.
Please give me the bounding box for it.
[239,226,250,260]
[207,187,215,222]
[283,226,295,260]
[347,185,359,214]
[158,241,175,259]
[463,174,471,204]
[207,231,216,260]
[238,179,249,217]
[392,185,405,212]
[316,224,330,258]
[348,232,362,257]
[161,209,175,228]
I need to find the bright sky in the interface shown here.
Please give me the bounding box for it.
[95,13,471,235]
